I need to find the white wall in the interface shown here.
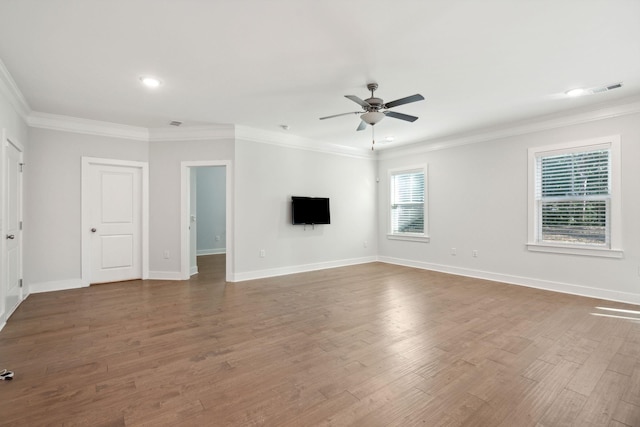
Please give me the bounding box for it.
[233,139,377,280]
[24,128,148,289]
[377,111,640,304]
[148,138,234,276]
[23,128,378,286]
[195,166,226,255]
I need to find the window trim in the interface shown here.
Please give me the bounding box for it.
[527,135,622,258]
[387,165,429,243]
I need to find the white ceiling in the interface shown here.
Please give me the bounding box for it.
[0,0,639,150]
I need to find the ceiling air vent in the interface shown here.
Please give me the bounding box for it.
[169,120,183,126]
[590,82,623,94]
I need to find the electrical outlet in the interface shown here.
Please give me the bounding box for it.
[472,250,478,258]
[451,248,457,256]
[259,249,266,258]
[163,250,170,259]
[363,241,368,248]
[215,235,221,241]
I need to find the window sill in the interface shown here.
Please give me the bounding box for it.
[387,234,430,243]
[526,243,623,259]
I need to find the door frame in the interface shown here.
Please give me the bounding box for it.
[180,160,233,282]
[81,157,149,286]
[1,129,25,325]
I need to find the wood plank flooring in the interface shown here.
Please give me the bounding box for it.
[1,256,639,426]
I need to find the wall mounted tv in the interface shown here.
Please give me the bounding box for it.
[291,196,331,225]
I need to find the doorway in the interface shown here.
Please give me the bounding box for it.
[181,161,233,282]
[190,166,227,276]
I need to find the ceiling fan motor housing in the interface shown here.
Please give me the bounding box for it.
[365,83,383,110]
[365,97,384,110]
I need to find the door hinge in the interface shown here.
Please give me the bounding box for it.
[19,163,24,172]
[19,221,23,230]
[19,279,23,288]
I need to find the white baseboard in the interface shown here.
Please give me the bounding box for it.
[378,256,640,306]
[25,256,635,307]
[29,279,85,294]
[148,271,185,281]
[190,265,198,276]
[30,272,189,291]
[231,256,377,282]
[197,248,226,256]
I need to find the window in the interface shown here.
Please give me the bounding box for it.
[388,166,428,242]
[528,136,621,257]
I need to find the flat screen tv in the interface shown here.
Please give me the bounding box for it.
[291,196,330,225]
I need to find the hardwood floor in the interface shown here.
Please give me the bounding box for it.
[1,256,639,426]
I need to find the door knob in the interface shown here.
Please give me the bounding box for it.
[6,234,15,239]
[91,228,97,233]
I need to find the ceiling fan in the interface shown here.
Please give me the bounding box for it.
[319,83,425,131]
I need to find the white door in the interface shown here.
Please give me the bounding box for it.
[3,136,23,320]
[88,162,142,284]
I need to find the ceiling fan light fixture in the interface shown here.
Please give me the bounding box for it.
[361,111,385,125]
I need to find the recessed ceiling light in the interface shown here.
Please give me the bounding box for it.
[140,76,162,88]
[565,88,587,97]
[376,136,395,146]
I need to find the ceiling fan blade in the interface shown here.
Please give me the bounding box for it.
[319,111,360,120]
[356,120,367,131]
[384,111,419,122]
[383,94,424,109]
[345,95,371,108]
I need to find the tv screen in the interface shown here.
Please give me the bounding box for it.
[291,196,330,225]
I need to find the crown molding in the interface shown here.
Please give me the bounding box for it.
[235,125,374,160]
[28,112,149,141]
[21,90,638,159]
[377,95,640,160]
[148,124,235,142]
[0,58,31,120]
[24,111,372,158]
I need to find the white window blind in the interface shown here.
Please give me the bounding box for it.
[390,170,425,234]
[535,147,610,246]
